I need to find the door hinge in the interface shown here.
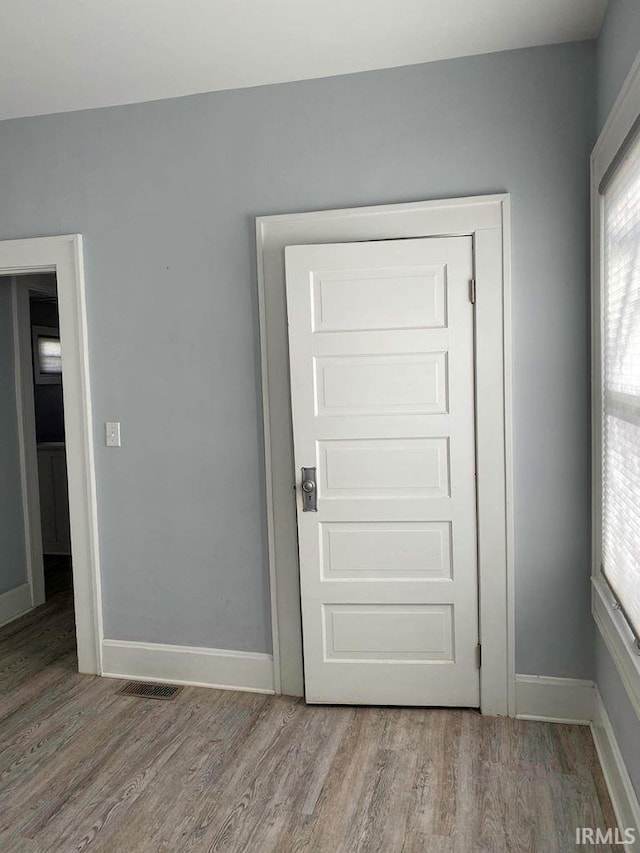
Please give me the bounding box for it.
[469,278,476,304]
[475,643,481,668]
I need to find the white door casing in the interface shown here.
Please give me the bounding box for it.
[0,236,101,674]
[256,195,513,716]
[286,237,479,705]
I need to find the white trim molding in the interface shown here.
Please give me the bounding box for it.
[514,675,640,846]
[101,639,275,694]
[592,50,640,188]
[591,688,640,851]
[256,194,514,715]
[0,236,102,673]
[590,49,640,723]
[0,583,32,629]
[593,576,640,721]
[515,675,596,725]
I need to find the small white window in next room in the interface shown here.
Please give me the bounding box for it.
[598,122,640,647]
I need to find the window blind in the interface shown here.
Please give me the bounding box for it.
[602,133,640,640]
[37,336,62,374]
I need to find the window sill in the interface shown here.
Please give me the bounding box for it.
[592,575,640,723]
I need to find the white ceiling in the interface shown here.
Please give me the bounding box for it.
[0,0,608,121]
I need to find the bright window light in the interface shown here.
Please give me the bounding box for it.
[601,135,640,639]
[38,336,62,374]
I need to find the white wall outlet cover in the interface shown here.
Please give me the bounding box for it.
[105,422,121,447]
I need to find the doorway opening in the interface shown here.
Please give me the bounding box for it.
[0,235,100,676]
[30,281,73,600]
[0,272,76,671]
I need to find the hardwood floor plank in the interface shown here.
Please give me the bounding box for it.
[33,701,200,850]
[0,678,121,797]
[403,709,464,841]
[182,698,313,851]
[233,706,355,853]
[90,691,270,853]
[299,707,352,817]
[0,593,619,853]
[0,831,44,853]
[2,699,150,837]
[292,708,389,852]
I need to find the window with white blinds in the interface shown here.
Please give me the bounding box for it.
[602,133,640,640]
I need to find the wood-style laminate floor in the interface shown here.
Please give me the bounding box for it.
[0,591,617,852]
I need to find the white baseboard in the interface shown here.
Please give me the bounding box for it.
[101,639,275,694]
[591,688,640,852]
[0,583,32,628]
[515,674,596,724]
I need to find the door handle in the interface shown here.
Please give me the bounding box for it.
[301,467,317,512]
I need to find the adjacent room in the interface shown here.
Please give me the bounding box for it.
[0,1,639,850]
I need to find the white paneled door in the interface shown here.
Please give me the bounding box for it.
[285,237,479,706]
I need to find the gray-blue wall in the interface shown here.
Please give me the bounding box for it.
[597,0,640,129]
[595,0,640,801]
[0,281,27,596]
[0,42,596,673]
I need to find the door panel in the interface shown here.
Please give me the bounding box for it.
[311,266,447,331]
[320,521,452,580]
[323,604,454,661]
[314,352,448,416]
[319,438,450,497]
[285,237,478,706]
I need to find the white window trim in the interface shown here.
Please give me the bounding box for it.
[256,194,514,716]
[591,51,640,721]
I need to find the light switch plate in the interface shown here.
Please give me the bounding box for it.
[106,422,121,447]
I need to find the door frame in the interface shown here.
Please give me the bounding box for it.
[1,235,102,674]
[256,194,514,716]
